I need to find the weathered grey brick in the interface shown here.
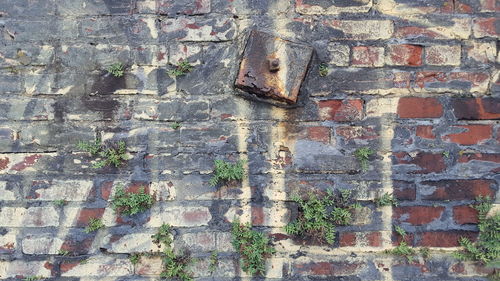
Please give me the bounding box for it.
[134,100,209,121]
[157,0,210,16]
[0,98,54,120]
[159,17,237,42]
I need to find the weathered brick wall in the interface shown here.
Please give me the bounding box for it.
[0,0,498,280]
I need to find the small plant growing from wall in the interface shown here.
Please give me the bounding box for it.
[110,185,154,216]
[454,196,499,267]
[285,189,359,245]
[77,138,128,169]
[168,60,193,77]
[354,147,374,172]
[107,62,124,77]
[318,63,329,77]
[375,193,398,207]
[209,159,245,187]
[85,218,105,233]
[151,223,194,281]
[386,225,416,262]
[231,219,276,276]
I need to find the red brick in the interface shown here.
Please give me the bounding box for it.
[442,125,492,145]
[417,231,477,247]
[393,206,445,225]
[458,153,500,163]
[473,18,499,38]
[251,206,264,225]
[60,237,94,255]
[393,152,446,174]
[397,97,443,118]
[416,125,436,139]
[339,232,356,247]
[393,181,416,200]
[293,261,364,276]
[351,46,384,67]
[76,208,105,227]
[387,45,423,66]
[415,72,489,92]
[366,232,382,247]
[421,179,496,200]
[393,232,415,246]
[318,99,364,121]
[336,126,377,141]
[306,126,330,143]
[451,98,500,120]
[453,205,479,225]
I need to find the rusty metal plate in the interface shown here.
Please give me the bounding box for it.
[235,30,313,105]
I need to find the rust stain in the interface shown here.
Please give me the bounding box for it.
[235,30,313,104]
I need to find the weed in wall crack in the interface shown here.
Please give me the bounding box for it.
[209,159,245,187]
[107,62,124,77]
[111,184,153,216]
[168,60,193,77]
[77,139,128,169]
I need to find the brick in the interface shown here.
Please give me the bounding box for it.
[0,234,16,254]
[421,179,496,200]
[416,125,436,139]
[321,20,393,40]
[397,97,443,118]
[0,207,59,227]
[465,41,497,63]
[147,206,212,227]
[304,126,330,144]
[458,153,500,163]
[61,256,132,277]
[352,46,384,67]
[393,206,445,225]
[451,98,500,120]
[393,181,417,201]
[0,98,54,121]
[386,45,423,66]
[417,231,477,247]
[136,256,163,275]
[327,43,350,66]
[296,0,372,14]
[336,126,378,141]
[425,45,461,66]
[29,180,93,201]
[0,153,59,174]
[318,99,364,121]
[134,100,209,121]
[177,232,216,252]
[442,125,492,145]
[103,233,161,253]
[157,0,211,16]
[393,152,446,174]
[0,260,52,279]
[366,232,382,247]
[415,71,490,94]
[160,17,237,42]
[453,205,479,225]
[22,235,63,254]
[395,18,471,40]
[292,261,364,276]
[339,232,356,247]
[0,181,16,200]
[473,18,499,38]
[168,43,203,65]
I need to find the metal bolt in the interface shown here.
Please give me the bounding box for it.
[268,58,280,72]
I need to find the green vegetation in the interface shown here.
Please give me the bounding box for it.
[318,63,328,77]
[285,189,358,244]
[84,218,105,233]
[129,253,142,265]
[57,249,70,256]
[111,185,153,216]
[171,122,181,130]
[375,193,398,207]
[168,60,193,77]
[53,199,67,207]
[442,151,450,158]
[151,223,193,281]
[354,147,375,171]
[454,196,499,265]
[77,139,128,169]
[386,225,416,262]
[209,159,245,187]
[231,219,275,276]
[23,276,44,281]
[107,62,124,77]
[209,251,218,274]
